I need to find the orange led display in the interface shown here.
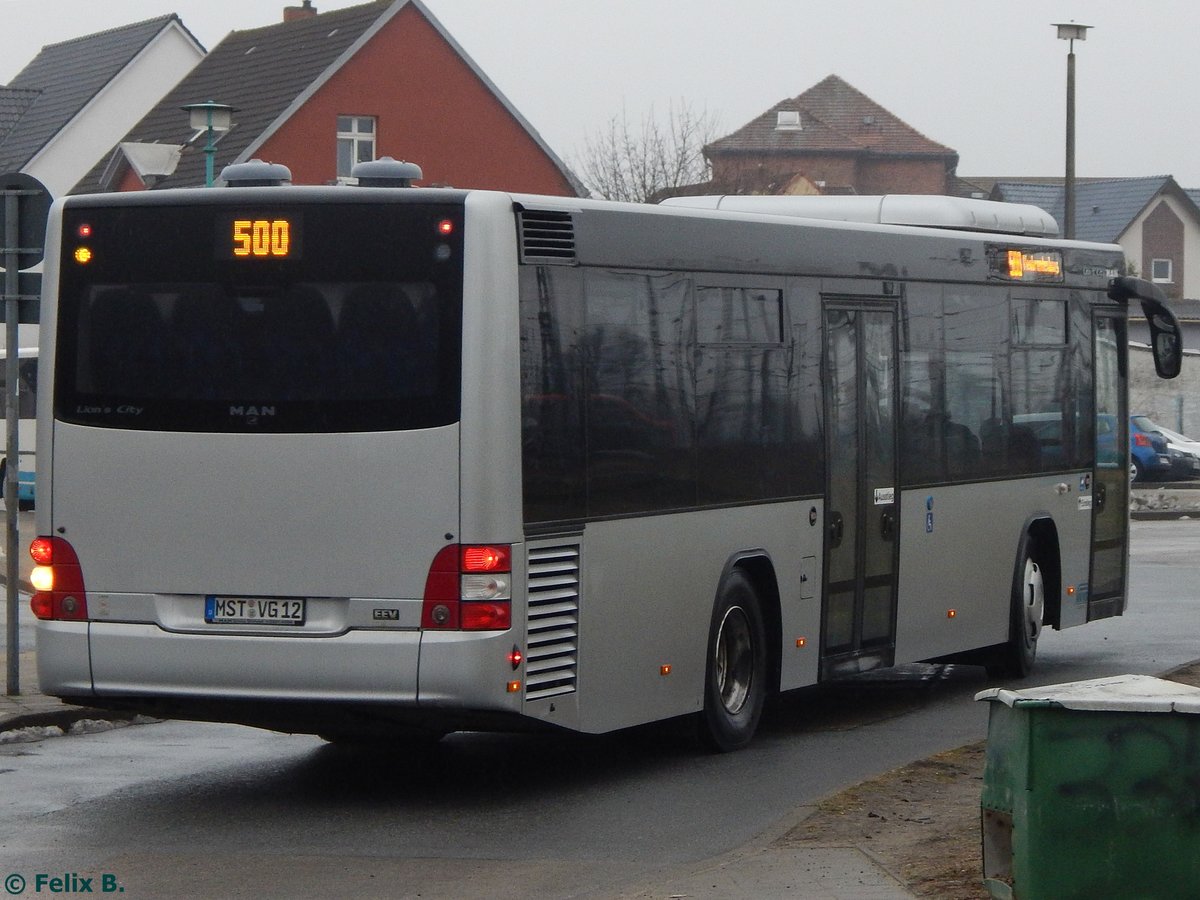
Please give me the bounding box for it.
[233,218,291,258]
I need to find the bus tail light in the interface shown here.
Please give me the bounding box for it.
[29,537,89,622]
[422,543,512,632]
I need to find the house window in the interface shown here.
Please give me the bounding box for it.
[336,116,376,180]
[1151,258,1173,283]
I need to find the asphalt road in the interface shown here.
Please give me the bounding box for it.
[0,519,1197,898]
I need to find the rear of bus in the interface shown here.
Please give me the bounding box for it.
[33,187,528,736]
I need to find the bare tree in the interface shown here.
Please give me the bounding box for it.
[576,100,720,203]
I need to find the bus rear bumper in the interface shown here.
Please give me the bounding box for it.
[86,622,421,703]
[38,621,530,735]
[36,621,92,696]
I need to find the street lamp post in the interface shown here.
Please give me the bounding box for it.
[181,101,236,187]
[1054,22,1091,240]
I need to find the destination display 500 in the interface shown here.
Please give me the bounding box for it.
[222,214,302,259]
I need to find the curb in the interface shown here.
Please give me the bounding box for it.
[0,704,143,736]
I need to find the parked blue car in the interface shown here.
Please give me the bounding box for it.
[1129,414,1172,482]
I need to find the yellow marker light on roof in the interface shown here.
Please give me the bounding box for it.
[73,246,93,265]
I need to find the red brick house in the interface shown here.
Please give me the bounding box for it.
[697,74,959,197]
[75,0,580,195]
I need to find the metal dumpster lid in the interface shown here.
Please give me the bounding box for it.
[976,674,1200,713]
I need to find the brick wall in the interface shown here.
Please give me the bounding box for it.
[858,157,953,195]
[709,152,952,195]
[1141,201,1185,300]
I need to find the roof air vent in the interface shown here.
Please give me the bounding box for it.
[220,159,291,186]
[351,157,423,187]
[776,110,802,131]
[517,208,576,264]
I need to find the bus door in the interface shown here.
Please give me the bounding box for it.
[821,302,899,678]
[1088,313,1129,620]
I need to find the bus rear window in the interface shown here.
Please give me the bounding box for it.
[55,201,462,433]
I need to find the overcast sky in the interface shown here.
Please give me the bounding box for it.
[3,0,1199,187]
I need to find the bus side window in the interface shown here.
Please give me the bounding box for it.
[18,358,36,419]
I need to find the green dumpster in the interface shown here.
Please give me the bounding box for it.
[977,674,1200,900]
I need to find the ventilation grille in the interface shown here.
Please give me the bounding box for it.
[518,209,576,264]
[524,541,580,700]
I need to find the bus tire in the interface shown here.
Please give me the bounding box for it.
[989,535,1044,679]
[698,569,767,752]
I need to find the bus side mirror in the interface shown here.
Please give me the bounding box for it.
[1108,276,1182,379]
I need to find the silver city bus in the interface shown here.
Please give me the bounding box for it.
[31,165,1181,750]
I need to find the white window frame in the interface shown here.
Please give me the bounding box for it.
[336,115,376,183]
[1151,258,1173,283]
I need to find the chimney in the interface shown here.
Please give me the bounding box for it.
[284,0,317,22]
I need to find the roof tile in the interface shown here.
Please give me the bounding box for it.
[707,74,957,159]
[993,176,1178,242]
[0,16,187,172]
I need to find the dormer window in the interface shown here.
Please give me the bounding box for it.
[775,110,802,131]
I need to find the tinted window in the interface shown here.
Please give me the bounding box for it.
[519,268,820,525]
[900,286,1085,484]
[55,201,462,433]
[584,271,695,516]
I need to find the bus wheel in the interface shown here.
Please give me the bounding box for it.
[990,536,1044,678]
[698,570,767,752]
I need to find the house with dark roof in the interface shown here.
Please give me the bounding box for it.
[0,16,205,198]
[990,176,1200,305]
[691,75,959,197]
[77,0,580,196]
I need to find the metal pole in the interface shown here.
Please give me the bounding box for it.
[4,189,19,696]
[204,109,215,188]
[1064,43,1076,240]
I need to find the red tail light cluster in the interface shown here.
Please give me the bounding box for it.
[422,544,512,631]
[1133,432,1153,447]
[29,537,89,621]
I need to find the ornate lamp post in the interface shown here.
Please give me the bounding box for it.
[181,101,236,187]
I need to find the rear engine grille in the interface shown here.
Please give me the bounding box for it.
[524,541,580,700]
[518,209,577,264]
